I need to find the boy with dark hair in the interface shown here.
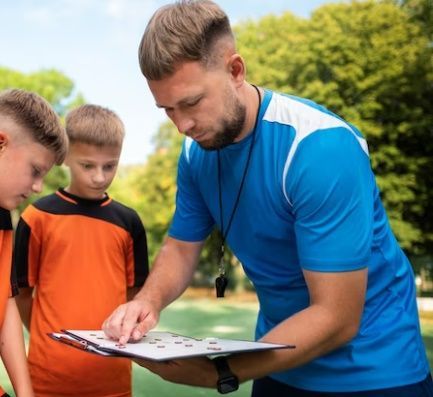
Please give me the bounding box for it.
[0,88,68,397]
[14,104,149,397]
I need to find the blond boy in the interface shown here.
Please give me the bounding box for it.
[0,88,68,397]
[14,104,149,397]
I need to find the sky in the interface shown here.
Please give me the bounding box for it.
[1,0,334,165]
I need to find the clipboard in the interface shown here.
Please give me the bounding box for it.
[49,330,295,361]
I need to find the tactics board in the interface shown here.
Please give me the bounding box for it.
[50,330,293,361]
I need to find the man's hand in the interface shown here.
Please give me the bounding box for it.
[102,237,204,344]
[102,299,159,344]
[133,357,217,388]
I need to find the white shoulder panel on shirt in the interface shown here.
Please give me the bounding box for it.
[184,137,194,164]
[263,93,369,206]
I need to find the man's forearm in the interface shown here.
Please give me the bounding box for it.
[229,268,367,383]
[229,302,359,382]
[134,237,203,311]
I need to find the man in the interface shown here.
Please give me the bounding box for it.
[103,1,432,396]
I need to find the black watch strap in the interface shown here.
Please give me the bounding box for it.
[213,356,239,394]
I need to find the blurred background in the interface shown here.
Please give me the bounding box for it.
[1,0,432,395]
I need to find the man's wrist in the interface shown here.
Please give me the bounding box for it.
[134,291,164,313]
[212,356,239,394]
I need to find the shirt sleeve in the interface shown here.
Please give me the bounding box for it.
[286,127,374,272]
[168,141,215,242]
[10,258,19,297]
[0,208,18,297]
[126,210,149,288]
[13,207,42,288]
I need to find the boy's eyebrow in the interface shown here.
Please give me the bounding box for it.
[156,94,203,109]
[78,158,119,164]
[33,160,51,173]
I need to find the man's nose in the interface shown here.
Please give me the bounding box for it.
[172,112,195,134]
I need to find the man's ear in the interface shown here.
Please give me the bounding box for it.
[0,131,9,153]
[227,53,246,87]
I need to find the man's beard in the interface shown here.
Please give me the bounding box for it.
[197,96,246,151]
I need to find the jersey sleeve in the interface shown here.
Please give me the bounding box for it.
[168,142,215,242]
[0,208,18,302]
[286,128,374,272]
[125,210,149,288]
[10,257,19,297]
[13,206,42,288]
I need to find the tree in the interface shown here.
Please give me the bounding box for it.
[111,122,243,290]
[0,67,81,116]
[236,1,433,255]
[0,66,84,210]
[122,0,432,284]
[110,121,182,262]
[397,0,433,39]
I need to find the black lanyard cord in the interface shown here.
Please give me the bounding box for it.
[215,84,261,296]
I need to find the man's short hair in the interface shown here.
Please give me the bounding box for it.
[65,104,125,148]
[139,0,234,80]
[0,88,68,165]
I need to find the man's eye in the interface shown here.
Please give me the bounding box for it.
[186,99,200,107]
[32,167,41,177]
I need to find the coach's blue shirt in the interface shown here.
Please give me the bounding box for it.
[168,89,429,392]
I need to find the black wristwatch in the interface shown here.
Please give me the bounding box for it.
[212,356,239,394]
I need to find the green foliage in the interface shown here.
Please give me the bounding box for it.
[112,0,432,281]
[110,124,243,289]
[1,66,84,213]
[110,121,182,262]
[397,0,433,39]
[237,0,433,255]
[234,13,309,94]
[0,66,83,116]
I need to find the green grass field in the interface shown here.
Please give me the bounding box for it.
[1,297,433,396]
[0,297,258,396]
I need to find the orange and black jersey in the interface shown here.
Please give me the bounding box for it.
[0,208,18,395]
[0,207,18,328]
[13,189,148,397]
[15,188,148,289]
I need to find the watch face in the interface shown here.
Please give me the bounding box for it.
[218,376,239,394]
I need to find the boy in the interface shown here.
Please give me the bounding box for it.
[14,104,149,397]
[0,88,68,397]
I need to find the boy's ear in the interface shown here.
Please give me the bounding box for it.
[0,132,9,152]
[63,153,70,166]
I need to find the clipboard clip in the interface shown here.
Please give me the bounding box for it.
[58,336,88,351]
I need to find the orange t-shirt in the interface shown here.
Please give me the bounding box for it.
[0,208,19,395]
[14,190,148,397]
